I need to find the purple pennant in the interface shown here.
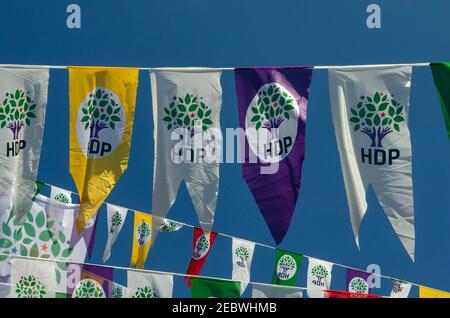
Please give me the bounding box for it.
[69,212,98,259]
[234,67,313,244]
[346,269,372,294]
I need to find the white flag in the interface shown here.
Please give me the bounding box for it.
[50,185,72,204]
[0,67,49,226]
[110,282,129,298]
[329,66,415,260]
[103,203,128,262]
[390,280,412,298]
[252,284,303,298]
[150,69,222,241]
[232,238,255,295]
[127,270,173,298]
[156,216,184,233]
[306,258,333,298]
[10,257,56,298]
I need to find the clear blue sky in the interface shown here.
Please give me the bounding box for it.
[1,0,449,297]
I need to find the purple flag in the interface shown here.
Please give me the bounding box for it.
[69,211,98,259]
[346,269,372,294]
[234,67,313,244]
[67,263,113,297]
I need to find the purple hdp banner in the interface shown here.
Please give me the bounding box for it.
[67,263,113,297]
[346,269,372,294]
[234,67,313,244]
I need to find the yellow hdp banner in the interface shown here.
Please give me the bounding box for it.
[419,286,450,298]
[69,66,138,232]
[130,211,153,269]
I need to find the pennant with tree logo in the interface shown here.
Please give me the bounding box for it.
[329,66,415,260]
[150,69,222,241]
[103,203,128,263]
[130,211,152,269]
[67,263,113,298]
[431,62,450,138]
[419,286,450,298]
[252,284,303,298]
[271,249,302,286]
[234,67,313,244]
[50,185,72,204]
[127,270,173,298]
[191,277,240,298]
[0,67,49,226]
[10,257,57,298]
[346,269,372,294]
[306,258,333,298]
[231,237,255,295]
[69,66,138,233]
[110,282,128,298]
[390,279,412,298]
[158,217,183,233]
[185,227,217,287]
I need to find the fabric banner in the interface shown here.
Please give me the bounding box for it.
[231,238,255,295]
[103,203,128,262]
[10,257,56,298]
[329,66,415,260]
[390,279,412,298]
[191,277,240,298]
[69,211,98,259]
[130,211,152,269]
[430,63,450,138]
[0,67,49,226]
[69,66,138,233]
[419,286,450,298]
[127,270,173,298]
[109,282,128,298]
[346,269,372,294]
[150,69,222,241]
[306,258,333,298]
[272,249,302,286]
[252,284,303,298]
[66,263,113,298]
[324,290,381,298]
[234,67,313,244]
[158,218,184,233]
[50,185,72,204]
[185,227,217,287]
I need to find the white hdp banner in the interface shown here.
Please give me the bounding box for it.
[390,280,412,298]
[10,257,56,298]
[103,203,128,262]
[306,258,333,298]
[252,284,303,298]
[150,69,222,240]
[127,270,173,298]
[50,185,73,204]
[329,66,415,260]
[232,238,255,295]
[0,67,49,226]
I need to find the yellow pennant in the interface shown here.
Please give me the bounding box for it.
[419,286,450,298]
[130,211,153,269]
[69,66,138,232]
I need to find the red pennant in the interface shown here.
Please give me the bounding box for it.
[324,290,382,298]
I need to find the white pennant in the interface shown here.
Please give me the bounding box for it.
[127,270,173,298]
[50,185,72,204]
[252,284,303,298]
[390,280,412,298]
[103,203,128,263]
[231,238,255,295]
[306,258,333,298]
[156,216,184,233]
[329,66,415,260]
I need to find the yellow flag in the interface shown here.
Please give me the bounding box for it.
[130,211,153,269]
[69,66,138,232]
[419,286,450,298]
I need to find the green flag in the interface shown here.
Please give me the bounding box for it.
[431,62,450,139]
[272,249,303,286]
[191,277,240,298]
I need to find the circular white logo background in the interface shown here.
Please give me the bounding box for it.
[193,234,210,260]
[276,254,297,280]
[348,277,369,294]
[72,278,106,298]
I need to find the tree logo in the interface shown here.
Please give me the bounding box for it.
[53,193,70,204]
[136,221,151,246]
[311,265,329,287]
[349,277,369,294]
[160,221,178,233]
[392,280,405,294]
[132,286,159,298]
[110,211,123,233]
[76,87,125,159]
[193,234,210,260]
[276,255,297,280]
[111,286,124,298]
[245,83,305,163]
[15,274,46,298]
[72,279,105,298]
[234,246,249,268]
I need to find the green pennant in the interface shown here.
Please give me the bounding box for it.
[271,249,303,286]
[191,277,240,298]
[431,62,450,139]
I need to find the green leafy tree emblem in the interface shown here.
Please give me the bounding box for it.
[349,277,368,294]
[136,221,151,246]
[111,286,124,298]
[349,92,406,148]
[132,286,159,298]
[160,221,177,232]
[54,193,70,204]
[249,84,296,131]
[278,255,297,276]
[110,211,123,233]
[0,89,37,140]
[235,246,249,265]
[311,265,329,286]
[193,234,210,259]
[73,279,105,298]
[162,93,213,137]
[15,275,46,298]
[80,88,121,139]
